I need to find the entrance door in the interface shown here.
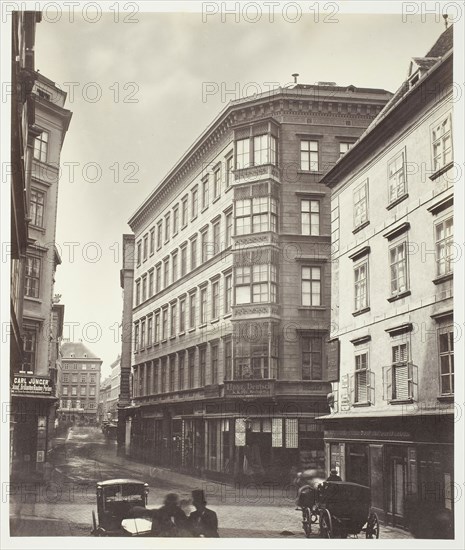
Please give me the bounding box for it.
[387,451,407,527]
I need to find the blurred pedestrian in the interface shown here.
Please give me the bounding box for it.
[327,468,342,482]
[156,493,190,537]
[189,489,219,538]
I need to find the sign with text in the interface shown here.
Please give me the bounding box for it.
[11,375,53,396]
[225,380,274,397]
[326,338,340,382]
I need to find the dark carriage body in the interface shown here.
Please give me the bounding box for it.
[91,479,150,536]
[314,481,379,538]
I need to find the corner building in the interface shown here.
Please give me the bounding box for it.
[123,83,391,481]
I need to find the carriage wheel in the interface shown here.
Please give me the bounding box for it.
[366,512,380,539]
[319,509,333,538]
[302,508,312,538]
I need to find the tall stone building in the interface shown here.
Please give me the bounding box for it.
[320,26,454,537]
[59,342,102,425]
[119,82,392,480]
[10,12,73,480]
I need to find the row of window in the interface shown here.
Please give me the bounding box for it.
[134,273,233,350]
[136,153,234,267]
[61,385,97,396]
[352,216,453,313]
[135,133,353,268]
[60,400,96,409]
[63,363,97,370]
[133,340,231,395]
[135,211,233,306]
[350,325,454,405]
[62,374,97,383]
[352,113,452,230]
[133,333,323,398]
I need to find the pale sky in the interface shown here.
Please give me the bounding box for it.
[33,6,449,378]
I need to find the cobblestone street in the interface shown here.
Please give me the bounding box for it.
[9,427,413,539]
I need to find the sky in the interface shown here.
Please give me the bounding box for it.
[32,4,451,378]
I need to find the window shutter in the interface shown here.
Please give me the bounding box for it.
[272,418,283,447]
[285,419,298,448]
[394,364,409,400]
[367,370,375,405]
[382,366,392,401]
[349,374,355,405]
[408,363,418,400]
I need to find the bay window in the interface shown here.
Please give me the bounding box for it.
[235,264,277,304]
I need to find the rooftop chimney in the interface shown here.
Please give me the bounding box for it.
[292,73,299,84]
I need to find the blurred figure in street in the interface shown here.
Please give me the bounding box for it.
[155,493,190,537]
[189,489,219,538]
[327,468,342,481]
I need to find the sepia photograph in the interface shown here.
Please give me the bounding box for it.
[1,1,464,547]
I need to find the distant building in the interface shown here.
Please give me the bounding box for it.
[107,355,121,422]
[98,376,112,423]
[119,82,392,480]
[10,11,73,480]
[59,342,102,425]
[320,26,454,536]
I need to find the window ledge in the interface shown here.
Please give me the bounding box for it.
[352,307,370,317]
[169,335,176,340]
[298,306,326,311]
[437,394,454,402]
[199,323,207,329]
[386,194,409,210]
[352,220,370,234]
[352,401,372,407]
[191,215,198,222]
[173,231,178,238]
[433,273,453,285]
[224,313,232,320]
[429,162,454,181]
[389,398,414,405]
[210,318,220,324]
[161,339,168,344]
[225,185,233,193]
[188,328,196,333]
[29,224,45,233]
[24,296,42,303]
[212,196,221,204]
[387,290,411,302]
[179,331,186,337]
[181,223,188,230]
[297,170,323,176]
[201,206,209,214]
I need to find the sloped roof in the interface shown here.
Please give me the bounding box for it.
[61,341,101,360]
[322,25,453,185]
[426,24,453,57]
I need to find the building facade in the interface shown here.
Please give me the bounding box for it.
[120,83,392,481]
[59,342,102,425]
[98,376,112,423]
[320,26,454,537]
[10,15,72,480]
[108,355,121,422]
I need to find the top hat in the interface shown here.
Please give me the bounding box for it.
[192,489,207,505]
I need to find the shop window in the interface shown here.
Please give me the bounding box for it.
[272,418,283,447]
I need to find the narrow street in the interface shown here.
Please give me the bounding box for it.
[9,427,413,539]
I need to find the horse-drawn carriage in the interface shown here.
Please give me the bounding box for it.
[297,480,380,538]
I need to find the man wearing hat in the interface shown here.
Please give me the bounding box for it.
[189,489,219,537]
[327,468,342,482]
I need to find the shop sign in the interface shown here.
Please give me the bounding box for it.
[11,375,52,396]
[224,380,273,397]
[326,429,412,440]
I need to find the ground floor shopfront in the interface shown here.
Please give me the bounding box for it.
[120,397,328,483]
[10,393,57,481]
[321,413,454,538]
